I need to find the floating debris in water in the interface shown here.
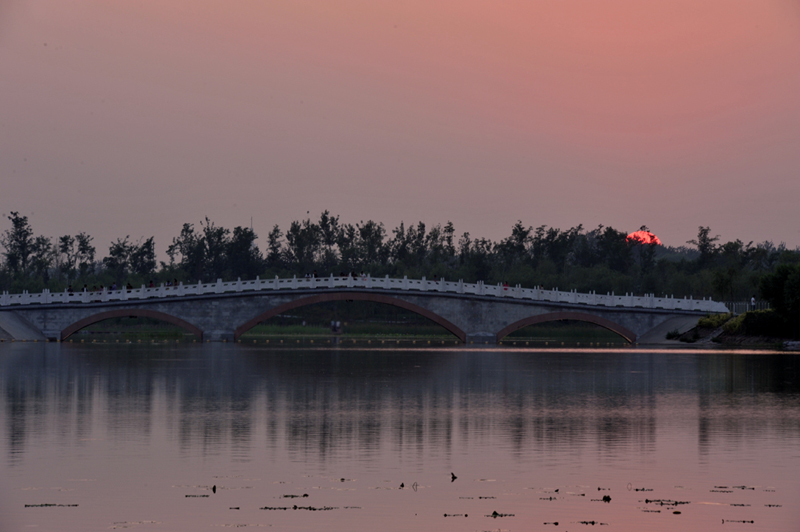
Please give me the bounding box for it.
[212,524,271,528]
[24,503,78,507]
[730,503,750,507]
[540,497,558,501]
[673,511,681,514]
[229,507,240,510]
[459,496,474,499]
[710,489,733,493]
[281,494,308,498]
[543,522,559,526]
[290,505,337,511]
[765,504,782,507]
[644,499,690,506]
[634,487,653,492]
[478,496,496,499]
[488,511,514,518]
[732,486,755,490]
[443,513,468,517]
[576,520,608,525]
[185,495,209,498]
[110,520,161,529]
[412,482,419,492]
[722,520,754,524]
[591,495,612,502]
[597,487,609,491]
[259,507,289,510]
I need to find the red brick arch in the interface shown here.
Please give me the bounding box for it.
[60,309,203,341]
[234,292,466,342]
[496,311,636,343]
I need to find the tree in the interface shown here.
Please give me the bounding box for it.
[104,237,134,280]
[76,232,96,278]
[167,223,205,281]
[227,227,262,279]
[760,263,800,317]
[687,226,719,265]
[266,225,284,269]
[284,218,320,272]
[1,212,34,276]
[30,236,55,283]
[58,235,78,282]
[201,218,230,280]
[129,237,156,277]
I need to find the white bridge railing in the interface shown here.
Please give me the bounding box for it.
[0,275,728,312]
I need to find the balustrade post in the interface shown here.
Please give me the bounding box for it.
[292,275,297,289]
[421,276,427,291]
[458,279,464,294]
[348,274,354,288]
[403,276,408,290]
[236,278,242,292]
[329,274,334,288]
[274,275,279,290]
[366,274,372,289]
[215,279,223,294]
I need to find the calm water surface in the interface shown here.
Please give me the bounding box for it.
[1,343,799,531]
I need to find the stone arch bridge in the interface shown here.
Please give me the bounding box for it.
[0,276,727,344]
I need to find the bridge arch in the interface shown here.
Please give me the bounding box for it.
[496,311,636,344]
[61,309,203,341]
[234,292,467,342]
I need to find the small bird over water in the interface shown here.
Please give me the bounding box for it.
[451,472,457,482]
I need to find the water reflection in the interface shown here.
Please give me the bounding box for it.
[3,343,800,531]
[3,344,799,465]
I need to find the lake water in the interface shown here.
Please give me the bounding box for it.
[1,343,799,531]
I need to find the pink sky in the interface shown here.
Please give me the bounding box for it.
[2,0,799,257]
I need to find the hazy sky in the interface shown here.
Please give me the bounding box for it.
[2,0,799,258]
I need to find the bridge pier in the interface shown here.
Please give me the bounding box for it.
[204,330,235,342]
[465,332,497,345]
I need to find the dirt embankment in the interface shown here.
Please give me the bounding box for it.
[675,326,793,349]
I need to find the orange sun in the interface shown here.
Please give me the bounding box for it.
[626,230,662,246]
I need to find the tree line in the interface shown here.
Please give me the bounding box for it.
[2,210,799,313]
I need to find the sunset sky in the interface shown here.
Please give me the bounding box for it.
[2,1,799,257]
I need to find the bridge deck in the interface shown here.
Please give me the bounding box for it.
[1,275,727,313]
